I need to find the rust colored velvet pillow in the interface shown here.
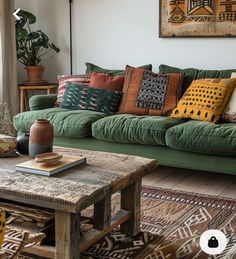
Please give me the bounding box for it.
[90,72,125,91]
[118,66,183,116]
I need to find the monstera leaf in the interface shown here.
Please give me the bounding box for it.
[16,28,28,40]
[16,10,36,26]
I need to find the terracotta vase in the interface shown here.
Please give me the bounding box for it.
[29,119,54,158]
[26,66,45,82]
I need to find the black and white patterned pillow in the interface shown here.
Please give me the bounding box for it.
[136,71,169,110]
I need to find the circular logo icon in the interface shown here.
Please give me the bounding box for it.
[200,230,227,255]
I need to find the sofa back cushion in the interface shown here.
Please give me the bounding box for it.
[90,72,125,91]
[118,66,183,116]
[159,64,236,94]
[60,82,122,115]
[85,62,152,75]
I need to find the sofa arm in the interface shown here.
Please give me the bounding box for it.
[29,94,57,111]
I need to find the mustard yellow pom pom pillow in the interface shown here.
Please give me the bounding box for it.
[171,78,236,123]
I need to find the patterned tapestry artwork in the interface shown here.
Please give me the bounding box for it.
[160,0,236,37]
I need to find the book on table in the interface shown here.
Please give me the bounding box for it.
[16,155,86,176]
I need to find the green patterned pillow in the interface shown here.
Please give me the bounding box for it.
[85,63,152,75]
[61,82,123,114]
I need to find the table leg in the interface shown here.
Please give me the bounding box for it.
[120,180,142,236]
[47,88,50,95]
[20,89,24,113]
[55,211,81,259]
[94,196,111,230]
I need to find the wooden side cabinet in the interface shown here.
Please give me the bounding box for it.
[18,84,57,113]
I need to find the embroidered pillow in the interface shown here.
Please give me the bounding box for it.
[0,135,17,158]
[118,66,183,116]
[60,82,122,115]
[90,72,125,91]
[85,62,152,75]
[172,78,236,123]
[222,72,236,122]
[55,75,90,106]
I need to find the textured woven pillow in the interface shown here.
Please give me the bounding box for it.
[222,72,236,122]
[60,82,122,115]
[172,78,236,123]
[55,75,90,106]
[90,72,125,91]
[85,63,152,75]
[0,135,17,158]
[118,66,183,116]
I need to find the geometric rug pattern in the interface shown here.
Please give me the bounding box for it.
[82,186,236,259]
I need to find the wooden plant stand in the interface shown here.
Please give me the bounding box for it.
[18,84,57,113]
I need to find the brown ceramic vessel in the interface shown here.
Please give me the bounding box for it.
[29,119,54,158]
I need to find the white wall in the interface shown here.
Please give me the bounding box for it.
[73,0,236,74]
[15,0,236,81]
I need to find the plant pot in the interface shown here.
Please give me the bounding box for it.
[26,66,45,82]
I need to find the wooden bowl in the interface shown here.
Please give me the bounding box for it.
[35,152,63,165]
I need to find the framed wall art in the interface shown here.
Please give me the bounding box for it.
[159,0,236,37]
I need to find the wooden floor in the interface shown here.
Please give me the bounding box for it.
[143,166,236,199]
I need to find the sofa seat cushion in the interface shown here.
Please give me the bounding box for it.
[166,120,236,155]
[92,114,184,146]
[14,108,107,138]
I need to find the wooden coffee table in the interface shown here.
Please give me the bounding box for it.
[0,147,158,259]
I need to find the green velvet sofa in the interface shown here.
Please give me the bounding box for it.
[13,65,236,175]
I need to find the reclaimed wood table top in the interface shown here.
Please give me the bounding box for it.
[0,147,158,213]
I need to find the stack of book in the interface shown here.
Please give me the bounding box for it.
[16,155,86,176]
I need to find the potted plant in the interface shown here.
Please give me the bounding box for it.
[15,10,60,82]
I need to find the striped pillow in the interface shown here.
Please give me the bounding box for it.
[55,75,90,106]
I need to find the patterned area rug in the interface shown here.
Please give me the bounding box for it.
[81,186,236,259]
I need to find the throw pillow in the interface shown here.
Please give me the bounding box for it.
[90,72,125,91]
[118,66,183,116]
[171,78,236,123]
[55,75,90,106]
[159,64,236,94]
[60,82,122,115]
[85,62,152,75]
[0,135,18,158]
[222,72,236,122]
